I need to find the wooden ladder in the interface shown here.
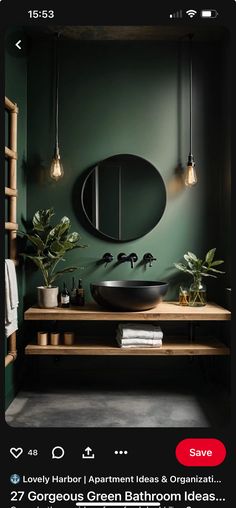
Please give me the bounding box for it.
[5,96,19,367]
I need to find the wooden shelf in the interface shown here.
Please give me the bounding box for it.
[25,337,230,356]
[24,302,231,322]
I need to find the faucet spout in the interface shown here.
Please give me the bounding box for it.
[129,253,138,268]
[117,252,138,268]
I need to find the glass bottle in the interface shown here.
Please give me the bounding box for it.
[189,277,206,307]
[77,279,85,306]
[60,282,70,308]
[178,285,189,306]
[70,277,77,306]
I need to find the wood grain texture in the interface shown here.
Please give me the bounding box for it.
[24,302,231,321]
[25,338,230,356]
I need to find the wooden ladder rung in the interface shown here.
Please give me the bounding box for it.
[5,187,18,197]
[5,96,19,368]
[5,222,18,231]
[5,146,17,160]
[5,96,19,113]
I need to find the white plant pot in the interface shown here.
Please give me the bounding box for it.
[37,286,59,308]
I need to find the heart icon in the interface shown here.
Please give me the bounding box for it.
[10,447,23,459]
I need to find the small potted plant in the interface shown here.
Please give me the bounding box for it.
[20,208,86,308]
[174,248,224,306]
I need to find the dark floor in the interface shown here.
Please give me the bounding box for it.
[5,357,230,428]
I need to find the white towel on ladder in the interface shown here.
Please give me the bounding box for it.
[5,259,19,338]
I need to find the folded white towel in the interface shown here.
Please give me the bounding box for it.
[118,343,162,348]
[5,259,18,338]
[118,323,163,340]
[116,334,162,346]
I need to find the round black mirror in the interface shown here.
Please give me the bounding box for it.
[81,154,166,241]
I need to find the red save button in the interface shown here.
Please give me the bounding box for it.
[176,438,226,467]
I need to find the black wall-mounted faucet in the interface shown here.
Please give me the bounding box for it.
[117,252,138,269]
[102,253,114,266]
[143,253,157,267]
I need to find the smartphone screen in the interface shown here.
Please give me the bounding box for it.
[1,1,235,507]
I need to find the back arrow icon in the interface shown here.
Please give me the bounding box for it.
[15,40,22,50]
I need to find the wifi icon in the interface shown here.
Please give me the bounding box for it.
[186,9,197,18]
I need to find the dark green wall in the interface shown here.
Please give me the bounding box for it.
[5,34,231,409]
[26,39,230,301]
[5,35,27,407]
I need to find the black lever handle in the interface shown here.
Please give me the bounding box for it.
[117,253,127,262]
[102,253,114,267]
[143,253,157,267]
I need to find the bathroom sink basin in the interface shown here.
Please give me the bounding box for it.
[90,280,169,311]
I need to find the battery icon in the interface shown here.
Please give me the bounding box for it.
[201,9,218,18]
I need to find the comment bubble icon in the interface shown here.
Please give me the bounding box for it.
[52,446,65,459]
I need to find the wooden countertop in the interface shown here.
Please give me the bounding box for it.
[24,302,231,321]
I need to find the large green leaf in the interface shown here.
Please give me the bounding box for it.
[200,272,217,278]
[67,232,80,243]
[174,263,193,275]
[64,244,82,252]
[50,240,65,254]
[22,254,45,270]
[183,254,191,262]
[205,248,216,265]
[187,251,198,261]
[47,217,71,243]
[54,266,78,275]
[174,263,187,271]
[211,260,224,266]
[208,267,225,274]
[187,261,195,269]
[50,266,78,284]
[32,208,54,231]
[58,216,71,234]
[24,233,45,251]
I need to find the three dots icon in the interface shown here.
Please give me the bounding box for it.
[114,450,128,455]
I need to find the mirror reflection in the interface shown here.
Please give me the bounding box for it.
[81,154,166,241]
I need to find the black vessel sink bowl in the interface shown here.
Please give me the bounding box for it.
[90,280,169,311]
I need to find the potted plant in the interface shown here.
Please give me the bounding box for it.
[20,208,86,308]
[174,248,224,306]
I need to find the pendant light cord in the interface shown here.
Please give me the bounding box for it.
[189,34,193,157]
[55,33,60,156]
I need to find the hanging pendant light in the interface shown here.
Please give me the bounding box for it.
[185,34,197,187]
[50,33,64,181]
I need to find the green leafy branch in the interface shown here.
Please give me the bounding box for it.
[174,248,225,281]
[19,208,86,287]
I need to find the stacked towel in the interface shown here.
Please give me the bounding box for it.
[5,259,19,338]
[116,323,163,348]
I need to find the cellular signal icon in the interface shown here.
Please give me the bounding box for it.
[169,10,183,18]
[186,9,197,18]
